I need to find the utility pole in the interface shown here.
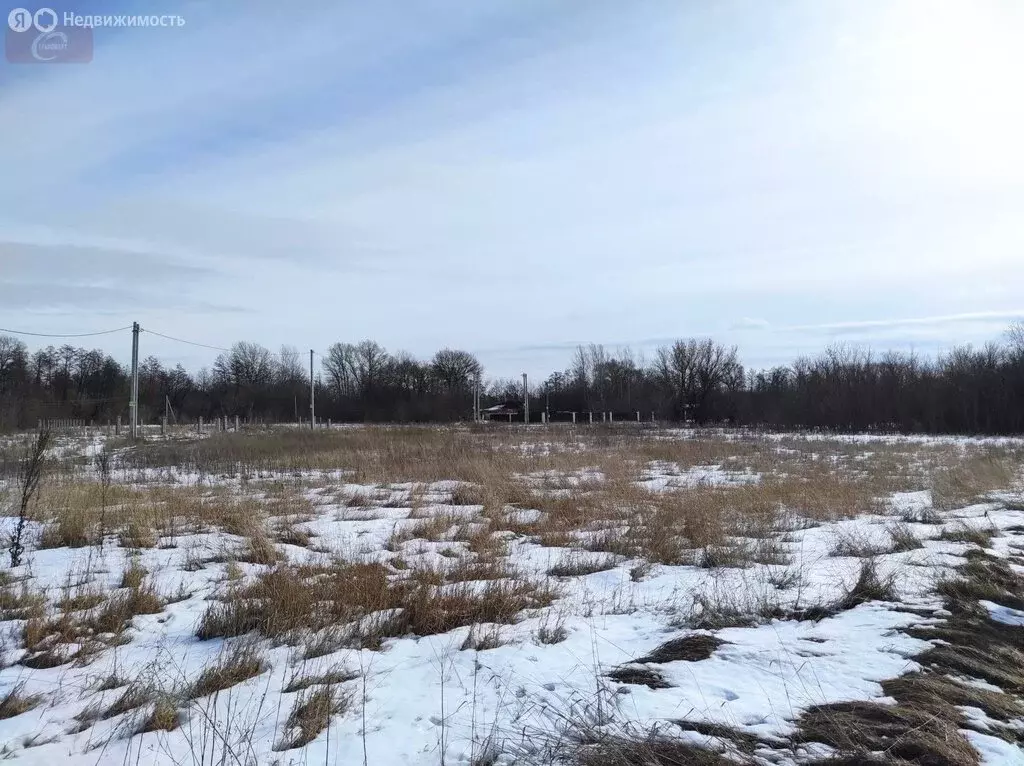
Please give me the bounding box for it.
[522,372,529,424]
[309,349,315,430]
[130,321,139,439]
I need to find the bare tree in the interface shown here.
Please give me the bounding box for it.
[213,342,275,388]
[351,340,390,397]
[1008,321,1024,355]
[322,343,357,397]
[655,339,741,422]
[9,429,52,568]
[430,349,482,392]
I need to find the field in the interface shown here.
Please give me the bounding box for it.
[0,424,1023,765]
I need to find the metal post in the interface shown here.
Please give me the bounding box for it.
[235,415,240,431]
[571,411,576,424]
[160,417,166,436]
[310,349,315,431]
[129,321,139,439]
[522,373,529,424]
[588,411,593,425]
[116,415,121,436]
[198,416,203,434]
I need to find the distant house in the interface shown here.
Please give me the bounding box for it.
[482,403,521,422]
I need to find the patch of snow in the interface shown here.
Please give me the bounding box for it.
[981,600,1024,627]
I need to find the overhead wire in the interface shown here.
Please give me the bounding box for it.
[140,328,230,352]
[0,325,132,338]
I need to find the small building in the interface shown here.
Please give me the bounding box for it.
[482,403,521,422]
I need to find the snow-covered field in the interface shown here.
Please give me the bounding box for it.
[0,426,1022,765]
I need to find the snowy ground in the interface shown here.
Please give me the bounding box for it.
[0,426,1022,765]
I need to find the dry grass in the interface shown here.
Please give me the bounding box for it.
[276,686,350,750]
[935,551,1024,611]
[460,624,504,651]
[795,699,979,766]
[607,666,672,689]
[20,579,164,667]
[120,559,147,589]
[237,529,283,565]
[931,454,1018,510]
[103,683,154,720]
[634,635,727,664]
[283,667,358,694]
[89,581,165,634]
[547,553,619,578]
[885,522,923,552]
[938,523,996,547]
[188,641,266,699]
[138,696,180,733]
[830,530,891,558]
[883,672,1024,724]
[0,583,46,620]
[0,683,42,719]
[566,731,736,766]
[804,539,1024,762]
[196,559,557,647]
[835,559,897,611]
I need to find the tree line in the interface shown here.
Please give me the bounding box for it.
[0,323,1022,434]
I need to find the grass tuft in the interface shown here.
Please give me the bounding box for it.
[188,642,266,699]
[0,684,42,719]
[276,686,350,750]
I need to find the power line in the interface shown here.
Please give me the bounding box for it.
[140,328,230,352]
[0,325,132,338]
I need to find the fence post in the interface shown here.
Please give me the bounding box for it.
[327,419,331,429]
[161,417,166,436]
[235,415,240,432]
[571,412,576,424]
[609,411,614,423]
[116,416,121,436]
[588,411,593,425]
[198,416,203,434]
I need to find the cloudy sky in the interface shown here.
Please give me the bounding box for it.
[1,0,1022,378]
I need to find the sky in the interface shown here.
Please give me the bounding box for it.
[1,0,1023,380]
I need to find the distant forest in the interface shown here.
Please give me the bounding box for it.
[1,323,1023,434]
